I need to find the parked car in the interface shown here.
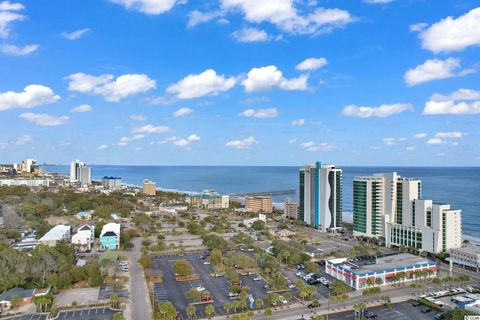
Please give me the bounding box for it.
[228,292,239,297]
[364,311,377,319]
[196,286,206,292]
[203,261,211,265]
[253,277,262,281]
[421,307,432,314]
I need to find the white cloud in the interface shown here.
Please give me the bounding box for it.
[0,1,24,11]
[0,1,25,39]
[427,138,445,145]
[97,144,108,150]
[225,136,258,149]
[300,141,335,151]
[409,22,427,32]
[406,146,416,151]
[291,118,305,126]
[130,114,146,121]
[423,88,480,115]
[187,10,223,28]
[239,108,278,118]
[66,72,156,102]
[132,124,169,134]
[242,65,308,92]
[232,27,271,43]
[295,57,328,71]
[220,0,354,35]
[109,0,182,15]
[413,132,427,139]
[383,138,396,146]
[16,134,31,145]
[342,103,413,118]
[0,43,38,56]
[434,131,465,139]
[173,134,201,147]
[173,107,194,118]
[118,134,145,146]
[363,0,394,4]
[419,7,480,53]
[404,57,475,86]
[70,104,92,113]
[167,69,236,99]
[288,138,297,144]
[62,28,90,40]
[19,112,69,126]
[0,85,60,111]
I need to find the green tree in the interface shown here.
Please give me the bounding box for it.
[110,293,120,308]
[209,249,223,268]
[264,308,273,316]
[138,255,152,269]
[186,305,196,319]
[113,313,125,320]
[173,260,194,277]
[204,304,215,318]
[158,301,177,320]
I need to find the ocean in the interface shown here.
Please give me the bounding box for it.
[43,165,480,239]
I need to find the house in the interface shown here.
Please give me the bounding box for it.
[38,225,71,247]
[99,223,120,250]
[0,288,35,312]
[71,225,95,252]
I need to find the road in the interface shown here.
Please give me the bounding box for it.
[126,238,153,320]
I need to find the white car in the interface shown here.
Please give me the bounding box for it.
[204,261,211,265]
[196,286,206,292]
[253,277,262,281]
[288,284,296,289]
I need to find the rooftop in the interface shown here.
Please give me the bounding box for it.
[452,245,480,255]
[0,288,35,301]
[329,253,435,275]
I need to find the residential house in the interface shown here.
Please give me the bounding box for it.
[71,225,95,252]
[99,223,120,250]
[38,225,71,247]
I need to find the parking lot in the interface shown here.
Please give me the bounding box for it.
[329,301,441,320]
[2,314,47,320]
[153,252,269,318]
[282,264,336,300]
[56,307,122,320]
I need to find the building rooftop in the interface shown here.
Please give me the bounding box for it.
[329,253,435,275]
[0,288,35,302]
[452,245,480,255]
[39,225,70,242]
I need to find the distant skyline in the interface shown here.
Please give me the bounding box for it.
[1,0,480,166]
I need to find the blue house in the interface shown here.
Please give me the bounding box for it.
[99,223,120,250]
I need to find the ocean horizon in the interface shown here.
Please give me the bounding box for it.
[43,165,480,240]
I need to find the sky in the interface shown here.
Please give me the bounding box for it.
[0,0,480,166]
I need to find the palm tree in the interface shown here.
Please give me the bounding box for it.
[375,277,383,287]
[204,304,215,318]
[353,301,367,320]
[110,293,120,309]
[186,305,196,319]
[255,299,264,310]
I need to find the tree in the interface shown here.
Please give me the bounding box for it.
[353,301,367,320]
[110,293,120,308]
[264,308,273,316]
[173,260,194,277]
[209,249,223,268]
[138,255,152,269]
[186,288,201,302]
[251,220,266,231]
[113,314,126,320]
[255,298,264,310]
[186,305,196,319]
[10,294,21,309]
[204,304,215,318]
[158,301,177,320]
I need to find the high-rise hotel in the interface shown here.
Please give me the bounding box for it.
[298,162,343,232]
[353,172,462,254]
[70,160,92,186]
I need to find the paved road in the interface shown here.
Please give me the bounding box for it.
[126,238,153,320]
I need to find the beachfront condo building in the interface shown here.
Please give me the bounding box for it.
[102,176,122,190]
[143,179,157,196]
[70,160,92,186]
[284,198,299,220]
[298,162,343,232]
[353,172,462,253]
[245,196,272,214]
[186,190,229,210]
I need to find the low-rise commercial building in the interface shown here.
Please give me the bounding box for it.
[38,225,71,247]
[143,179,156,196]
[449,246,480,272]
[243,214,267,228]
[326,253,437,290]
[245,196,272,213]
[284,198,298,220]
[186,190,229,210]
[100,223,120,250]
[0,288,35,312]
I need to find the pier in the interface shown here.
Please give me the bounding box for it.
[229,189,296,197]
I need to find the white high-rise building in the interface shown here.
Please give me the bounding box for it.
[70,160,92,186]
[299,162,343,232]
[353,172,462,254]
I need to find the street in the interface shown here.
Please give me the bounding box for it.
[126,238,153,320]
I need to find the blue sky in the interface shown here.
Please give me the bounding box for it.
[0,0,479,166]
